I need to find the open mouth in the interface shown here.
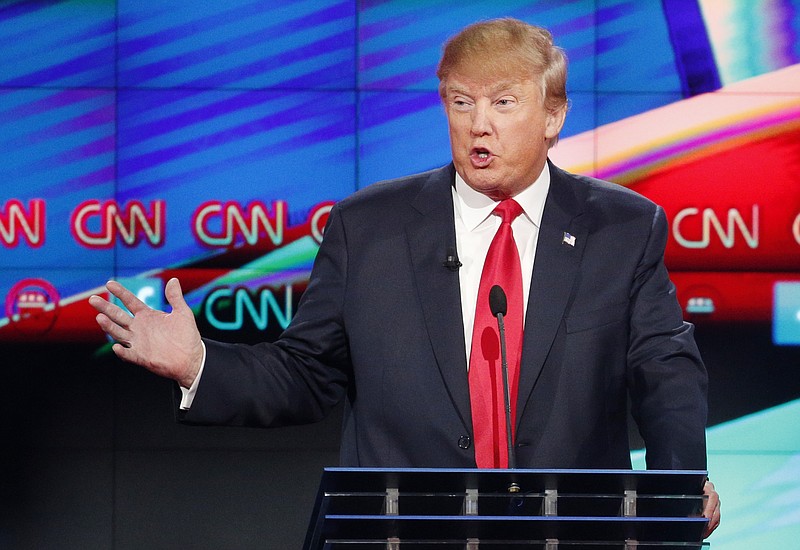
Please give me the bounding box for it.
[470,147,494,167]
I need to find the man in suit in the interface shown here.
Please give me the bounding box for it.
[90,18,719,535]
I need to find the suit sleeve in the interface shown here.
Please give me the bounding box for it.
[626,205,709,470]
[181,204,352,428]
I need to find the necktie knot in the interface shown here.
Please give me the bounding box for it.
[493,199,523,225]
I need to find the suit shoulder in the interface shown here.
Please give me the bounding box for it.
[558,167,659,218]
[336,165,451,213]
[586,175,655,209]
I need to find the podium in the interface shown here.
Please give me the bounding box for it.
[304,468,709,549]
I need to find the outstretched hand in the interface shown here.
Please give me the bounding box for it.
[89,278,204,389]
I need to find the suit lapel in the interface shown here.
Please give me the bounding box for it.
[400,163,590,433]
[517,163,589,423]
[405,165,473,432]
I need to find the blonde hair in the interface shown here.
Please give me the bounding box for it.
[437,18,568,116]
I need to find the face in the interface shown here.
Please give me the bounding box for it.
[442,68,566,200]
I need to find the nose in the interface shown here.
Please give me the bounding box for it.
[470,102,493,136]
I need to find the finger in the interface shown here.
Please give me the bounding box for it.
[709,498,720,530]
[704,507,720,538]
[106,280,149,315]
[89,294,122,319]
[164,277,189,313]
[96,313,132,343]
[701,480,720,537]
[91,297,134,330]
[88,293,109,312]
[702,481,719,512]
[111,342,139,364]
[702,506,718,535]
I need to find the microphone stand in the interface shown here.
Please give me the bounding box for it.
[489,285,520,494]
[496,312,518,477]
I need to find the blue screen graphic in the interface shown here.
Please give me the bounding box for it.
[1,1,799,547]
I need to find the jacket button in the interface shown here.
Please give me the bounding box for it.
[458,435,471,449]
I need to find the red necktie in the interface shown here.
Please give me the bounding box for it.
[469,199,524,468]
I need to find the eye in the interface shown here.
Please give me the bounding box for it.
[451,97,473,111]
[496,97,516,107]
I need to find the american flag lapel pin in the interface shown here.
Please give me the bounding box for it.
[562,232,576,247]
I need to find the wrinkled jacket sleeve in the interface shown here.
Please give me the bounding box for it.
[182,204,352,428]
[627,205,708,469]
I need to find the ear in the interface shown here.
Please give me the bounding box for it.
[544,103,567,139]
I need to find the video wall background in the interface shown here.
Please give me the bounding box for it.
[1,0,798,548]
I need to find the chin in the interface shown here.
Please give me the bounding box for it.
[474,185,508,200]
[466,174,505,195]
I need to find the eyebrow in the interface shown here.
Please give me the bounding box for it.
[445,80,521,97]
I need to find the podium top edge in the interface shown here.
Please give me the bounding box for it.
[317,468,708,495]
[323,468,708,476]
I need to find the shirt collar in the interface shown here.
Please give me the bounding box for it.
[453,163,551,232]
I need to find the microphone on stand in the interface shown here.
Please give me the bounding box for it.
[489,285,520,493]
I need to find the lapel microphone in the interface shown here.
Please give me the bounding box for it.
[443,246,462,271]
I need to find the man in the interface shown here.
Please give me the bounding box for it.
[90,18,719,536]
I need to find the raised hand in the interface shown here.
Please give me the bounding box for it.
[89,278,204,388]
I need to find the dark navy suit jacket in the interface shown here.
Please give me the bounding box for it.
[185,162,708,470]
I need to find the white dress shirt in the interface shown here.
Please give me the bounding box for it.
[452,164,550,363]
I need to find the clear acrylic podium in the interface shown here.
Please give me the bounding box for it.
[303,468,709,549]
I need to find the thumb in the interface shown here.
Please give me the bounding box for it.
[164,277,190,313]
